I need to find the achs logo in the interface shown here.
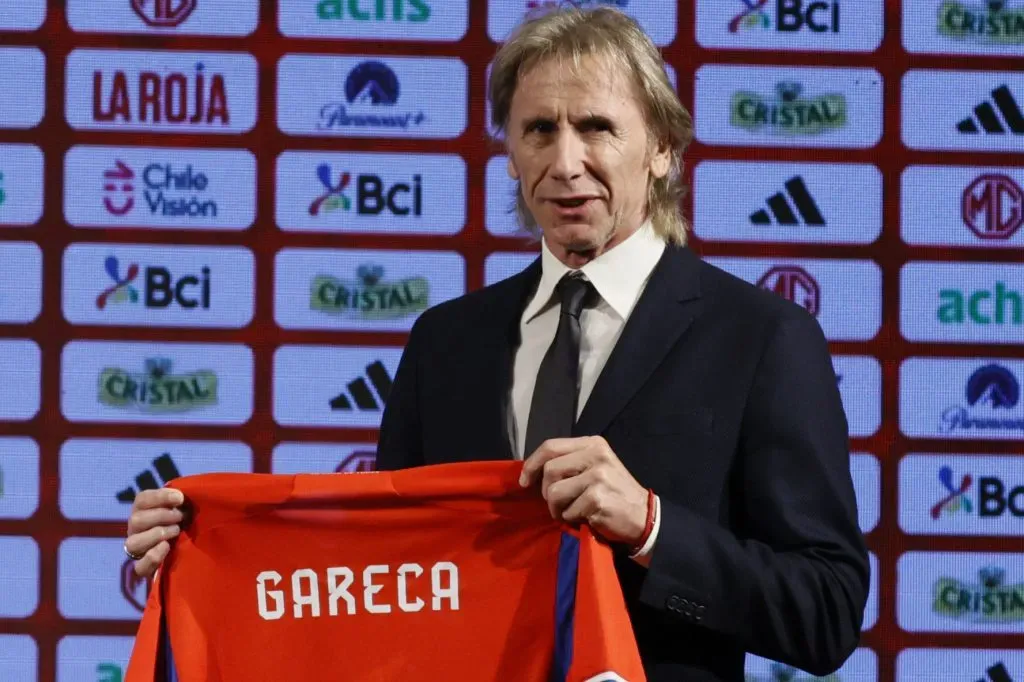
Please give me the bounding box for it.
[729,0,840,34]
[99,357,217,413]
[317,0,430,22]
[756,265,821,315]
[121,557,152,611]
[96,255,211,311]
[931,465,973,519]
[309,163,422,218]
[131,0,197,27]
[93,61,230,127]
[750,175,826,226]
[330,360,393,412]
[311,264,428,320]
[963,174,1023,240]
[116,452,181,503]
[940,363,1024,434]
[932,566,1024,623]
[0,171,5,206]
[731,81,846,136]
[318,61,426,133]
[939,1,1024,44]
[957,85,1024,135]
[97,662,124,682]
[104,161,135,216]
[937,281,1022,326]
[335,450,377,473]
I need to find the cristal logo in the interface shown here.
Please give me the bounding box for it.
[963,174,1024,240]
[131,0,196,27]
[93,62,230,126]
[756,265,821,315]
[121,557,152,612]
[308,163,422,217]
[731,81,846,136]
[317,61,427,132]
[334,450,377,473]
[99,357,218,413]
[932,465,973,519]
[104,161,135,216]
[311,264,429,319]
[938,0,1024,45]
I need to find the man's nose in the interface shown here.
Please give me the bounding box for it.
[549,130,586,182]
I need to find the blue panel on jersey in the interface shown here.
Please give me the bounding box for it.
[552,531,580,682]
[163,616,180,682]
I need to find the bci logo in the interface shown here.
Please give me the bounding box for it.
[308,163,421,217]
[933,465,1024,520]
[730,0,840,33]
[96,255,211,310]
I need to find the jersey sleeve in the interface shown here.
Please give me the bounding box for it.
[566,525,647,682]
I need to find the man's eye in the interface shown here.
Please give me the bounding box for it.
[528,121,555,134]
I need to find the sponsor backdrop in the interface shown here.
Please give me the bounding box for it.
[0,1,1022,680]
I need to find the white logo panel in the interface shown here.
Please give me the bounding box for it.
[273,345,403,428]
[64,145,256,231]
[58,538,153,620]
[59,438,252,521]
[274,248,465,332]
[902,165,1024,249]
[0,537,39,618]
[487,1,677,46]
[0,635,37,682]
[61,340,254,425]
[902,70,1024,152]
[67,0,258,36]
[864,552,879,631]
[900,357,1024,440]
[704,258,882,341]
[272,442,378,474]
[0,48,45,129]
[484,252,538,287]
[65,49,258,134]
[834,356,882,438]
[62,243,255,329]
[745,647,877,682]
[0,1,45,31]
[694,65,883,149]
[696,0,883,52]
[851,453,880,534]
[277,54,467,139]
[903,0,1024,56]
[279,0,467,41]
[897,551,1024,633]
[0,242,42,323]
[693,161,882,244]
[0,144,44,227]
[0,437,39,520]
[56,636,134,682]
[900,454,1024,537]
[275,151,466,235]
[901,261,1024,345]
[0,339,40,422]
[896,648,1024,682]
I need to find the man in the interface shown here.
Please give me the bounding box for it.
[125,7,869,681]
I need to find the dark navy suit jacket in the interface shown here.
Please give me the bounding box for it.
[376,243,870,682]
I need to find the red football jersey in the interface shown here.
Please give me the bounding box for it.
[126,460,646,682]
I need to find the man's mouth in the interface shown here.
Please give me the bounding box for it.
[550,197,592,208]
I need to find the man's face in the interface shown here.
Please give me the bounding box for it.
[506,53,670,267]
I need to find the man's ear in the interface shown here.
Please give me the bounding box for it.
[507,154,520,180]
[649,139,671,179]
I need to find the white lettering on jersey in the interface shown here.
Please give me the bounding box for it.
[255,562,461,620]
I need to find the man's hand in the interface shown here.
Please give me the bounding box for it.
[125,488,185,578]
[519,436,649,547]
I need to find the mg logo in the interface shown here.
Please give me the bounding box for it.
[756,265,821,315]
[963,174,1024,240]
[131,0,196,27]
[335,450,377,473]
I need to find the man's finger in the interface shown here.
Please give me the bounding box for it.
[133,487,185,511]
[539,451,593,498]
[125,524,179,562]
[128,507,185,535]
[544,470,594,516]
[134,540,172,579]
[519,437,592,486]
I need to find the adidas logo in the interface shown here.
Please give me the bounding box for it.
[978,662,1013,682]
[750,176,825,227]
[957,85,1024,135]
[116,453,181,503]
[330,361,393,411]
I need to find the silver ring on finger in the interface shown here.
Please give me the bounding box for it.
[124,543,145,561]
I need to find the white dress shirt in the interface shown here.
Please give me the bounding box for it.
[508,221,666,558]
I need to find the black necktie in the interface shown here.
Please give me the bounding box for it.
[524,272,595,457]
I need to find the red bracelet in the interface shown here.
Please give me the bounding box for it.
[630,488,657,555]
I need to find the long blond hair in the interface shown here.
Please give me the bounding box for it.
[488,6,695,244]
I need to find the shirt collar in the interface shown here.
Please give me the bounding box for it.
[522,221,666,324]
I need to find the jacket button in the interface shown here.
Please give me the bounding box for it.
[666,596,681,612]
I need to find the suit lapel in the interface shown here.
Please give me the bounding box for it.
[574,245,703,438]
